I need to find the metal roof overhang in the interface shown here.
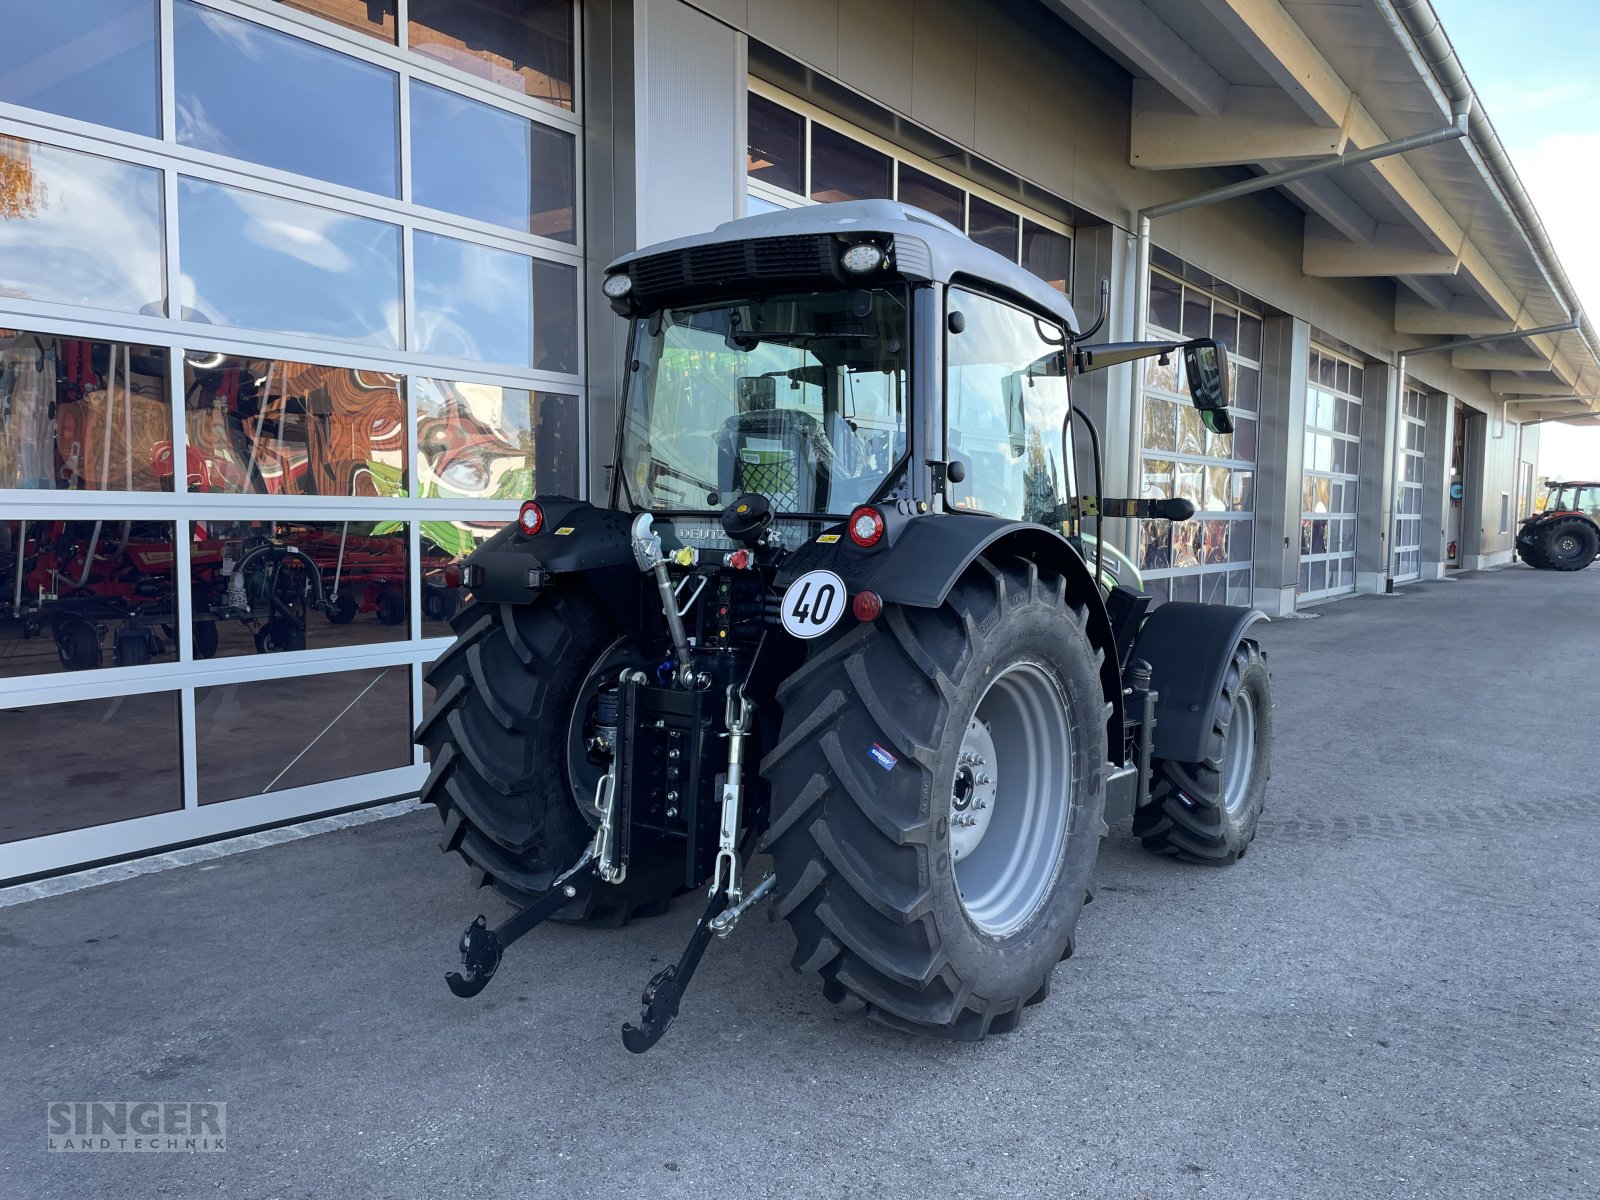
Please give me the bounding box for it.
[1045,0,1600,425]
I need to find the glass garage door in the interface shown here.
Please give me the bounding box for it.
[1137,270,1261,605]
[1299,346,1363,600]
[1393,386,1428,582]
[0,0,583,879]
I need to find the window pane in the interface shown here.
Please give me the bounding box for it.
[183,353,405,497]
[810,123,891,203]
[898,164,963,227]
[532,259,579,375]
[411,81,567,240]
[946,289,1071,522]
[529,124,577,242]
[416,380,578,500]
[746,192,783,216]
[413,232,531,365]
[174,1,398,196]
[967,196,1018,260]
[409,0,573,109]
[178,178,402,347]
[1148,272,1181,334]
[1237,312,1263,361]
[747,94,804,195]
[189,519,411,659]
[277,0,397,40]
[0,0,158,136]
[0,329,171,492]
[0,519,179,678]
[196,666,411,803]
[1,693,181,842]
[0,137,164,316]
[1181,288,1210,339]
[1021,221,1070,293]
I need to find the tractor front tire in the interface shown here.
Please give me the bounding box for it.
[414,587,679,925]
[1540,518,1599,571]
[762,556,1108,1041]
[1134,640,1272,865]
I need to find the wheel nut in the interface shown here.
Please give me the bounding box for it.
[562,885,577,898]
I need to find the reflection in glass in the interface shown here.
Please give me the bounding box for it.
[0,329,171,492]
[415,379,577,500]
[413,232,532,365]
[810,124,890,203]
[748,94,804,195]
[967,196,1018,260]
[0,693,181,842]
[420,521,498,635]
[409,0,574,109]
[178,178,402,347]
[898,164,963,227]
[277,0,397,40]
[174,1,399,196]
[410,81,574,240]
[196,667,411,803]
[0,137,164,316]
[183,354,404,497]
[0,519,179,678]
[188,519,410,659]
[0,0,159,136]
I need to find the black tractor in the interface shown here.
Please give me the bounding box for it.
[416,200,1275,1052]
[1515,480,1600,570]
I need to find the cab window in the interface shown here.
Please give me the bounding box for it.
[945,287,1073,525]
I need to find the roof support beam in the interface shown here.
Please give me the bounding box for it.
[1046,0,1227,116]
[1130,81,1347,169]
[1451,346,1552,372]
[1490,374,1576,396]
[1303,218,1460,277]
[1396,292,1508,332]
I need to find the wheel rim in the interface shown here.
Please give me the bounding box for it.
[1222,689,1257,816]
[1555,534,1579,558]
[950,661,1073,937]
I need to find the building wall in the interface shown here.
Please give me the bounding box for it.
[644,0,1533,592]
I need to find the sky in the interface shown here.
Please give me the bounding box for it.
[1434,0,1600,480]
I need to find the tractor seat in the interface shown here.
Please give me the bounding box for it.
[715,408,834,514]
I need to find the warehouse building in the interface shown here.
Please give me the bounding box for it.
[2,0,1595,880]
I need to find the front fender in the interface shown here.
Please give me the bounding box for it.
[1131,600,1267,764]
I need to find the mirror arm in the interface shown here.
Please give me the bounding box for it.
[1072,278,1111,344]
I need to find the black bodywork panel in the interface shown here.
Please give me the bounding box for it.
[1131,600,1266,764]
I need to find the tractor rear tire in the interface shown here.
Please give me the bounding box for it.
[414,588,680,926]
[1540,518,1599,571]
[1134,640,1272,865]
[762,556,1108,1040]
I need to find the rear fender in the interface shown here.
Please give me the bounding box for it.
[830,513,1125,754]
[1131,600,1266,763]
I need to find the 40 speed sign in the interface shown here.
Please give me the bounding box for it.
[780,569,847,639]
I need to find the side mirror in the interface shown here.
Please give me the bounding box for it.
[1182,338,1233,435]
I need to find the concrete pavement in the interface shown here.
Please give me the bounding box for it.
[2,562,1595,1199]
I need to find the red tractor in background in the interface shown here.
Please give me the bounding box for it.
[1516,481,1600,571]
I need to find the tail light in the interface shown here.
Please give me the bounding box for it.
[848,505,885,548]
[517,501,544,536]
[852,590,883,622]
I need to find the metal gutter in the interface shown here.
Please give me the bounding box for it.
[1380,0,1600,398]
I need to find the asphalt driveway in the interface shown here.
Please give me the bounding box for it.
[2,562,1596,1199]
